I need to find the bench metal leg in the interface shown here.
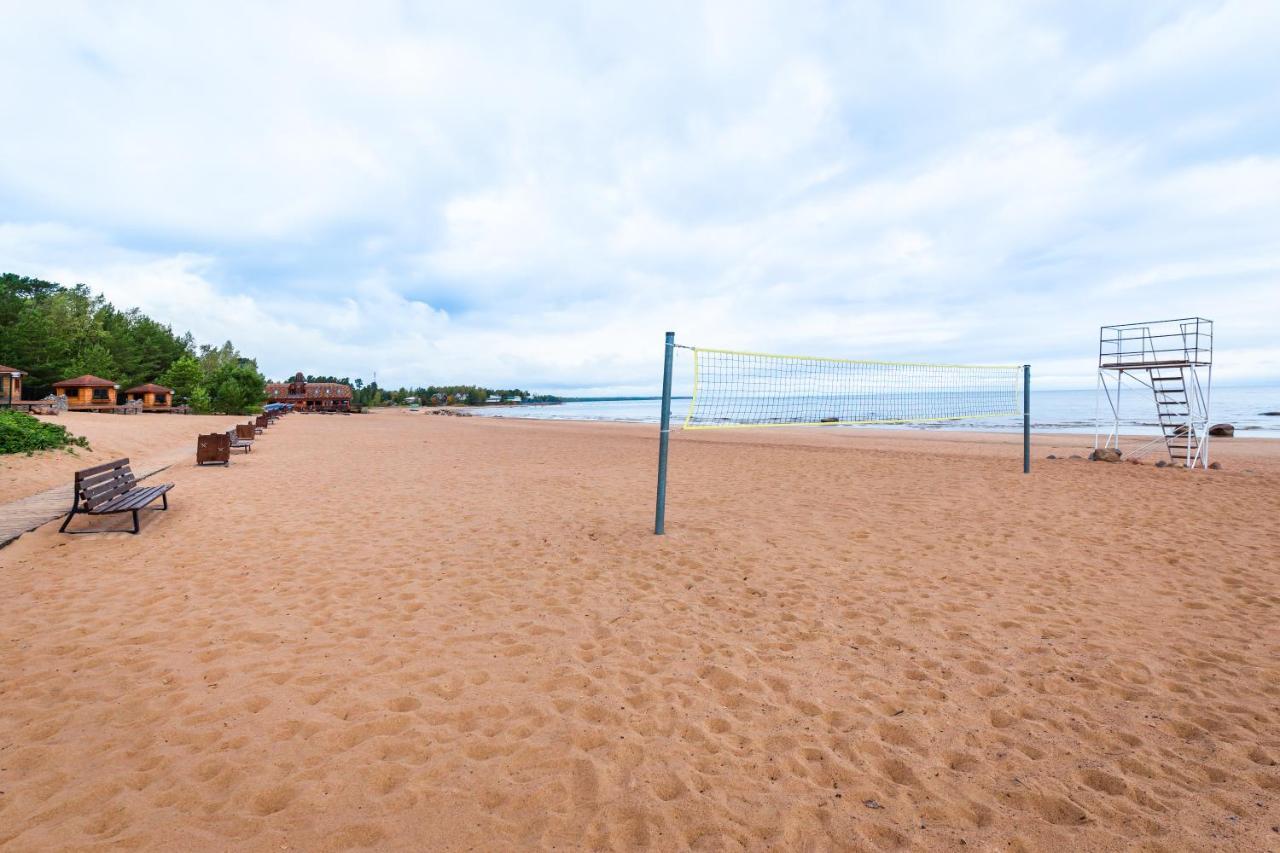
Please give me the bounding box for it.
[132,509,140,534]
[59,506,77,533]
[161,493,169,510]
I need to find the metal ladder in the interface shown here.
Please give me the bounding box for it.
[1150,367,1198,464]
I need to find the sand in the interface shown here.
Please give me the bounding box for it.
[1,410,1277,851]
[0,412,248,502]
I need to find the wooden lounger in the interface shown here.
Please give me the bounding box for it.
[227,429,252,453]
[60,458,174,535]
[196,433,231,465]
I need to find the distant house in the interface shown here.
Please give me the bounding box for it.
[486,395,502,404]
[503,395,522,403]
[264,372,353,411]
[1,364,26,406]
[123,383,174,411]
[52,375,119,409]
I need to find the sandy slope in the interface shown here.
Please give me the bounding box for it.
[0,412,247,501]
[1,410,1277,851]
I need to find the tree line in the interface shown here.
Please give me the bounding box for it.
[279,376,561,408]
[0,273,266,414]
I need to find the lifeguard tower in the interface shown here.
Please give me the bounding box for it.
[1096,317,1213,468]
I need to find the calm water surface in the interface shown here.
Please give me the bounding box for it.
[470,387,1280,438]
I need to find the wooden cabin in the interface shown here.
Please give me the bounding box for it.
[52,375,119,410]
[264,372,353,412]
[1,364,26,406]
[124,383,174,411]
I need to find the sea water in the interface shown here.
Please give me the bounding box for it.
[470,386,1280,438]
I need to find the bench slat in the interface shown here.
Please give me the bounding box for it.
[94,484,172,514]
[80,469,133,493]
[99,489,152,512]
[84,472,137,504]
[85,484,137,510]
[82,471,135,496]
[74,458,132,481]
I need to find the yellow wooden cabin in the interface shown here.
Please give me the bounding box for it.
[1,364,26,406]
[124,383,174,411]
[52,375,119,409]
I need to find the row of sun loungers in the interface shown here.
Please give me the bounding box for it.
[196,411,282,465]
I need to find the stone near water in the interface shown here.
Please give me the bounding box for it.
[1046,454,1056,460]
[1208,424,1234,437]
[1155,460,1167,468]
[1209,461,1222,470]
[1089,448,1122,463]
[1262,411,1280,416]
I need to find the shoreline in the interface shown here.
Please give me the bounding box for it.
[396,405,1280,444]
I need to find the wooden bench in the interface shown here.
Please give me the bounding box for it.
[227,428,252,453]
[60,458,174,535]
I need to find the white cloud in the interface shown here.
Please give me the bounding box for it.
[1,1,1278,392]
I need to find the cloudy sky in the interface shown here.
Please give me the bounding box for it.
[1,1,1277,393]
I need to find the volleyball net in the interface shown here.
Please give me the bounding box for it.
[684,347,1024,429]
[654,334,1030,533]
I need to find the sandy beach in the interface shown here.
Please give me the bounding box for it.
[0,412,248,503]
[1,410,1277,851]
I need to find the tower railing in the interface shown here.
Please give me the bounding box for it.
[1099,317,1212,368]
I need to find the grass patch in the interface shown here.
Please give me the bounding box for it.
[0,410,91,456]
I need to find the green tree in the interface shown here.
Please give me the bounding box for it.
[158,356,204,402]
[0,272,210,398]
[189,386,213,414]
[64,342,118,380]
[198,341,241,384]
[208,361,266,414]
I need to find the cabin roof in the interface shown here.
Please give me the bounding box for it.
[125,383,174,394]
[0,364,28,376]
[53,374,117,388]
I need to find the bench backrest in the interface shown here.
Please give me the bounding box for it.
[73,459,137,510]
[235,424,255,440]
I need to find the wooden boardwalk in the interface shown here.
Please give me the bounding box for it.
[0,462,174,549]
